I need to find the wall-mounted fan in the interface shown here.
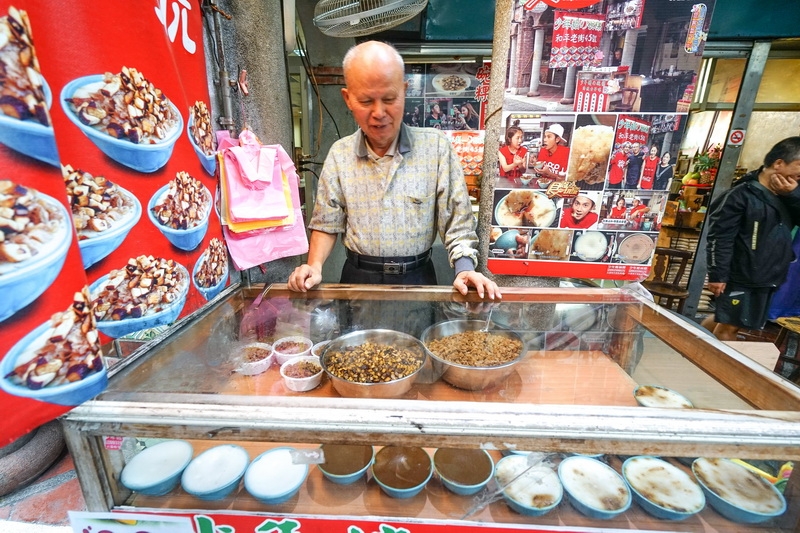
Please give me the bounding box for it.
[313,0,428,38]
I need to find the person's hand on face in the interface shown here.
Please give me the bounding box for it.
[770,159,800,195]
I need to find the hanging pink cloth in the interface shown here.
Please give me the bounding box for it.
[217,130,309,270]
[218,129,290,222]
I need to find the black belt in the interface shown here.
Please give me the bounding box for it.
[346,249,432,275]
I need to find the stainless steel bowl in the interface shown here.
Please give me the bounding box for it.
[320,329,427,399]
[421,319,526,391]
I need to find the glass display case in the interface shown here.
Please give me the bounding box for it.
[62,284,800,532]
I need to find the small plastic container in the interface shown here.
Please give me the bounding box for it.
[273,336,313,366]
[280,356,323,392]
[311,340,330,358]
[235,343,274,376]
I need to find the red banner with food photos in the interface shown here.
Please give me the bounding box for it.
[549,11,605,69]
[0,1,224,445]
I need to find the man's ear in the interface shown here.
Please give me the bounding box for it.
[341,87,351,109]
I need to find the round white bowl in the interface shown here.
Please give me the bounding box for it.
[77,186,141,269]
[280,355,323,392]
[120,440,193,496]
[181,444,249,501]
[147,183,212,252]
[235,343,274,376]
[0,320,107,406]
[559,455,631,520]
[0,191,71,322]
[273,335,313,366]
[622,455,705,520]
[495,454,562,516]
[244,447,309,505]
[60,74,182,173]
[692,457,786,524]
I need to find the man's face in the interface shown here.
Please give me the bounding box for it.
[571,196,593,220]
[543,131,558,150]
[632,143,641,154]
[776,159,800,181]
[342,66,407,155]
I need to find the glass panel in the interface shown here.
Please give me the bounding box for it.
[737,112,800,171]
[102,286,776,413]
[756,59,800,103]
[680,110,732,157]
[706,58,745,103]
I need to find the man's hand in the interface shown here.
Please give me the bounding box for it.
[707,281,726,298]
[453,271,502,300]
[770,173,798,195]
[288,264,322,292]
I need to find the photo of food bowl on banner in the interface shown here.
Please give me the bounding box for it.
[491,0,708,280]
[0,3,227,445]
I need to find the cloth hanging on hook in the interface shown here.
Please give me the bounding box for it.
[217,129,309,270]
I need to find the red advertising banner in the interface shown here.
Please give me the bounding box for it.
[1,1,222,445]
[71,510,656,533]
[615,115,651,146]
[574,77,609,113]
[549,12,605,69]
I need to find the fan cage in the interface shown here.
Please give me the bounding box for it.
[313,0,428,38]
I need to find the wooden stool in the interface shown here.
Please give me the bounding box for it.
[774,317,800,384]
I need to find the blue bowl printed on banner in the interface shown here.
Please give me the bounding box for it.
[0,321,108,406]
[60,75,182,173]
[78,187,142,269]
[89,262,189,339]
[0,77,59,166]
[192,252,228,302]
[148,184,212,251]
[187,115,217,176]
[0,193,71,322]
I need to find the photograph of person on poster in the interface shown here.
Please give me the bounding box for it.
[607,142,630,189]
[627,197,651,229]
[454,101,480,130]
[560,193,600,229]
[639,145,660,189]
[498,126,528,180]
[653,151,675,190]
[425,101,445,129]
[609,196,628,218]
[625,142,645,188]
[535,124,570,181]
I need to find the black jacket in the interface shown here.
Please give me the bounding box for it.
[706,169,800,287]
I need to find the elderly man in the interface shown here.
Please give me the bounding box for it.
[288,41,500,300]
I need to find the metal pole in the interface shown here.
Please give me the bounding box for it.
[683,41,771,318]
[204,0,236,136]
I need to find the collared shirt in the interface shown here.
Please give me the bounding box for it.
[309,124,478,270]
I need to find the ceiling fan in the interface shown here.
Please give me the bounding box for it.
[313,0,429,38]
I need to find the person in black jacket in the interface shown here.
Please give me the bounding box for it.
[700,137,800,340]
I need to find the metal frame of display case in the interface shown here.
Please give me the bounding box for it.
[62,284,800,524]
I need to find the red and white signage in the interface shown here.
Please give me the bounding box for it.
[549,11,605,69]
[728,129,746,146]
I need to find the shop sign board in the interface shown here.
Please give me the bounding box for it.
[71,510,673,533]
[491,0,716,280]
[0,1,223,445]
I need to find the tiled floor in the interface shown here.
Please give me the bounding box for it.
[0,450,85,527]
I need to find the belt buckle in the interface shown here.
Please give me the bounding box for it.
[383,262,404,275]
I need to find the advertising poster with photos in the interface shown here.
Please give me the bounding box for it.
[490,0,714,280]
[404,63,489,183]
